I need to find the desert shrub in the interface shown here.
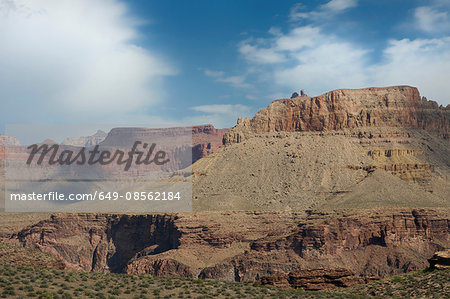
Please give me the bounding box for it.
[391,276,403,283]
[39,282,49,288]
[38,291,54,299]
[61,293,72,299]
[2,285,15,296]
[95,292,106,299]
[193,279,203,284]
[139,282,150,288]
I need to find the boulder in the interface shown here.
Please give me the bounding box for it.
[428,249,450,270]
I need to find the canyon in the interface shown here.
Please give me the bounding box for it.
[2,208,448,289]
[0,124,228,209]
[0,85,449,290]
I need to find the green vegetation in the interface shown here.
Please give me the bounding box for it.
[0,242,64,270]
[344,268,449,298]
[0,263,448,298]
[0,241,448,298]
[0,263,353,299]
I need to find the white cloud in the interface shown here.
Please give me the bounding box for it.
[290,0,358,21]
[370,37,450,104]
[275,26,321,51]
[216,75,250,88]
[235,23,450,105]
[274,41,368,94]
[0,0,176,124]
[191,104,251,115]
[237,25,369,97]
[203,69,225,77]
[238,43,285,64]
[199,2,450,107]
[202,68,250,88]
[321,0,358,12]
[415,6,450,34]
[188,104,252,128]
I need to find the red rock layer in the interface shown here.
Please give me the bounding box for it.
[191,125,228,162]
[224,86,449,144]
[260,268,378,290]
[11,209,450,287]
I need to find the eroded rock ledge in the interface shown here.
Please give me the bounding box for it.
[260,268,379,290]
[8,208,449,288]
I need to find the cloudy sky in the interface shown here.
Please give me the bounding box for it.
[1,0,449,130]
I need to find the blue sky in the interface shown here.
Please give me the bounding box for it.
[1,0,450,131]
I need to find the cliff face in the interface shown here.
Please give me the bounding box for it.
[0,135,20,147]
[15,214,181,273]
[191,125,228,162]
[1,124,228,183]
[192,86,449,211]
[62,130,107,147]
[260,268,377,290]
[11,209,449,286]
[224,86,449,144]
[0,134,20,160]
[2,124,227,170]
[101,124,227,162]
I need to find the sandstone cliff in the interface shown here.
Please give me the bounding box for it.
[194,86,450,211]
[260,268,377,290]
[224,86,449,145]
[428,249,450,270]
[191,125,229,162]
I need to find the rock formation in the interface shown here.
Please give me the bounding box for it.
[2,86,449,291]
[100,124,227,163]
[9,209,449,286]
[224,86,449,145]
[1,124,228,183]
[428,249,450,270]
[191,125,229,162]
[261,268,377,290]
[194,86,449,211]
[0,134,20,159]
[62,130,107,147]
[0,134,20,147]
[0,135,20,210]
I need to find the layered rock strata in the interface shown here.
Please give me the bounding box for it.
[9,209,449,287]
[224,86,449,145]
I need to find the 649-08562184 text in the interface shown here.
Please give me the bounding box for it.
[9,191,182,201]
